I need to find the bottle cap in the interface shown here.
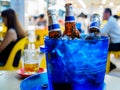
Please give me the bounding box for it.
[65,3,75,22]
[47,9,56,16]
[65,3,72,6]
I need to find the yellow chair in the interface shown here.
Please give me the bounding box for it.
[0,37,27,70]
[0,24,7,40]
[60,25,65,33]
[106,51,120,73]
[112,51,120,59]
[106,52,110,74]
[1,23,7,32]
[35,29,48,49]
[40,55,46,69]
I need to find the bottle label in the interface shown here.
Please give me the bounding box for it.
[48,24,60,31]
[90,21,100,29]
[65,16,75,22]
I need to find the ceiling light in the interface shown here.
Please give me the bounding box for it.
[109,2,114,7]
[77,0,86,8]
[99,5,103,9]
[102,0,107,4]
[116,5,120,9]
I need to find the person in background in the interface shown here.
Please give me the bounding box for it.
[113,15,119,20]
[100,8,120,71]
[113,15,120,27]
[76,12,88,33]
[29,16,37,25]
[36,14,47,30]
[0,8,26,66]
[58,18,65,33]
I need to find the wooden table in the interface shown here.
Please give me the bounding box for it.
[0,71,120,90]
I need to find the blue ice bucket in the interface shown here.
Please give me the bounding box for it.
[44,36,109,90]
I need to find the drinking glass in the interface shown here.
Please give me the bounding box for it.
[23,49,40,74]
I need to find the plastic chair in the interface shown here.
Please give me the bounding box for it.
[0,37,27,70]
[0,24,7,41]
[106,51,120,73]
[40,55,46,69]
[35,29,48,48]
[112,51,120,59]
[1,23,7,32]
[39,45,46,69]
[106,52,110,74]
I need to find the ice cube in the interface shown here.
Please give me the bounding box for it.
[80,33,87,40]
[61,35,71,40]
[85,33,101,40]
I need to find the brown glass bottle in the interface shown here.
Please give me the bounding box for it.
[63,3,80,39]
[89,14,100,34]
[48,9,61,38]
[89,27,100,35]
[86,14,100,40]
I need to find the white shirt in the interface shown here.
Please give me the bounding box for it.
[100,16,120,43]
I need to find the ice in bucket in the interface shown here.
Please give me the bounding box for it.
[44,36,109,90]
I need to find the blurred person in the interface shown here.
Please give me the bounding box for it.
[113,15,119,20]
[36,14,47,30]
[29,16,37,25]
[113,15,120,27]
[0,9,26,66]
[100,8,120,71]
[117,16,120,27]
[29,16,37,21]
[76,22,82,33]
[58,18,65,33]
[77,12,88,33]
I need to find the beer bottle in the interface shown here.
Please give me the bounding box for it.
[89,14,100,34]
[86,14,100,40]
[63,3,80,39]
[47,9,61,38]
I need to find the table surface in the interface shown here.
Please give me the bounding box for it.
[0,71,22,90]
[0,70,120,90]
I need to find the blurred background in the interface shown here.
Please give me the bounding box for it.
[0,0,120,49]
[0,0,120,29]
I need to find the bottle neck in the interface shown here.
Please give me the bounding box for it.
[48,14,58,26]
[65,4,75,22]
[65,4,74,16]
[48,14,60,31]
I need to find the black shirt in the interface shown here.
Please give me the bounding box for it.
[0,29,22,66]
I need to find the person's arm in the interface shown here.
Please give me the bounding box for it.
[0,30,17,52]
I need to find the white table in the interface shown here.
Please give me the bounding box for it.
[0,71,120,90]
[105,74,120,90]
[0,71,22,90]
